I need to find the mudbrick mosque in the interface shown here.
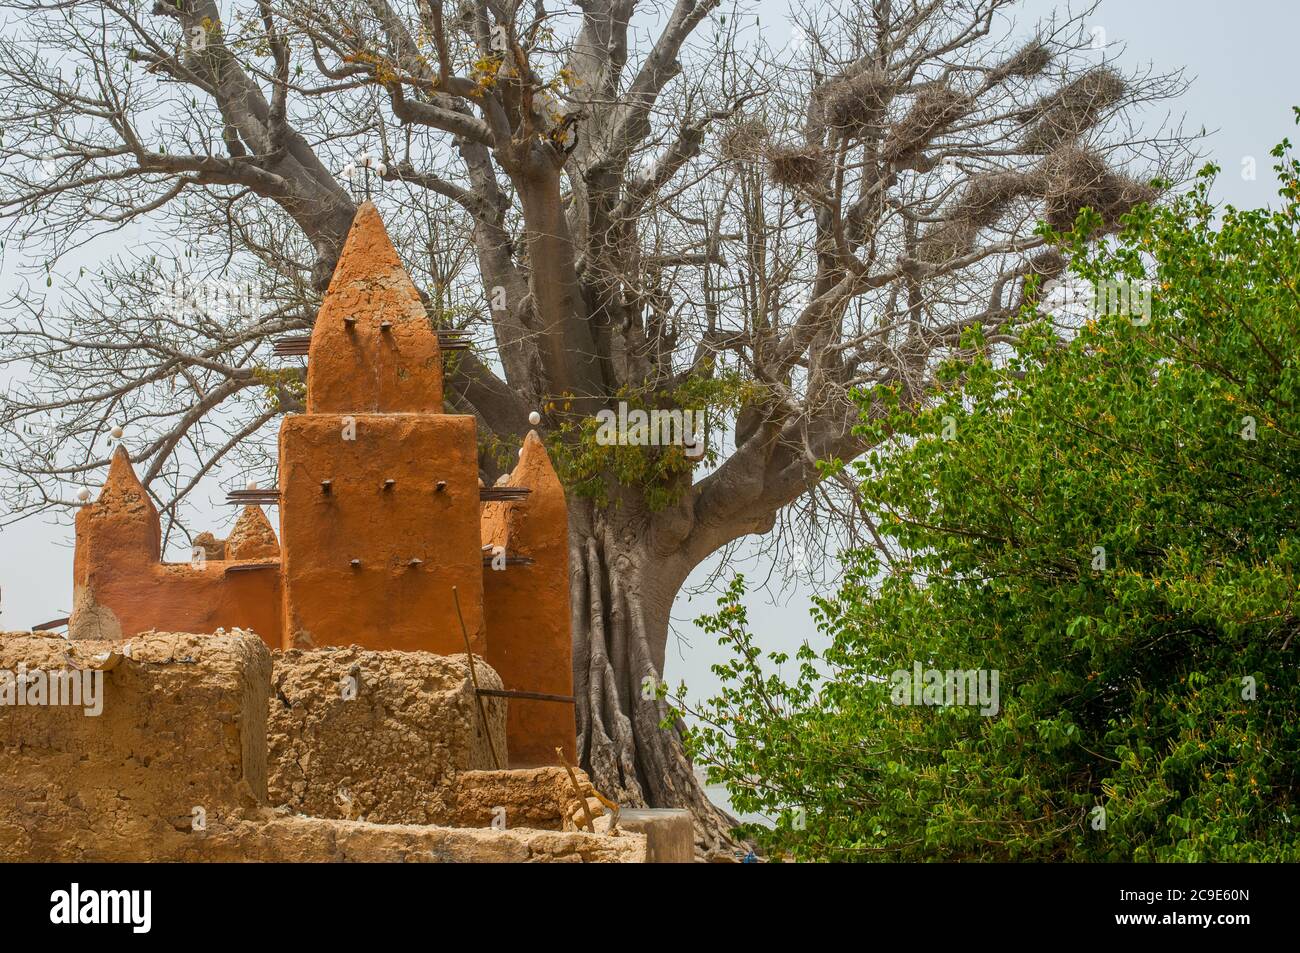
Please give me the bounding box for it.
[1,202,694,864]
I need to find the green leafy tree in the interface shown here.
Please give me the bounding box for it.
[682,116,1300,861]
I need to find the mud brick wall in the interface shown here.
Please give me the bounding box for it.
[180,814,646,863]
[480,430,577,767]
[69,446,283,648]
[0,629,270,862]
[452,767,597,831]
[2,630,645,862]
[267,646,507,824]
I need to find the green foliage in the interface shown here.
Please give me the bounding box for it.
[251,366,306,412]
[546,370,763,510]
[682,120,1300,861]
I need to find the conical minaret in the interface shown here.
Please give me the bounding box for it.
[278,203,487,656]
[307,202,443,414]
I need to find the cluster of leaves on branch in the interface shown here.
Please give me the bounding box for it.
[681,121,1300,861]
[545,370,765,509]
[250,366,305,412]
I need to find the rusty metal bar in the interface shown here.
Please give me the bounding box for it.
[476,687,575,704]
[32,617,69,631]
[479,486,531,502]
[481,554,534,567]
[224,562,279,574]
[271,330,472,355]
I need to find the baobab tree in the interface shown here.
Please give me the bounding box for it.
[0,0,1190,852]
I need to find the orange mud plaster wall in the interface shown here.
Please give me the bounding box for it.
[279,200,484,654]
[69,445,282,647]
[482,432,576,766]
[279,414,485,654]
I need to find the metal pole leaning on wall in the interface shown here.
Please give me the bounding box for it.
[452,585,502,770]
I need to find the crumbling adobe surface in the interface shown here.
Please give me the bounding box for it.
[2,631,642,862]
[0,629,270,862]
[452,767,596,830]
[226,504,280,560]
[267,646,506,824]
[174,812,646,863]
[192,531,227,560]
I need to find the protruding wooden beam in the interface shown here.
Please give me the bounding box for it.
[475,687,575,704]
[225,489,281,505]
[271,329,472,356]
[479,486,532,502]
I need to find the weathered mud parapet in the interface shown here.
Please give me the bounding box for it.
[268,646,507,824]
[0,629,271,862]
[453,767,597,830]
[1,631,644,862]
[68,447,283,646]
[177,814,647,863]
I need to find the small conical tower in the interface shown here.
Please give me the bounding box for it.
[277,203,487,655]
[481,430,576,766]
[226,505,280,560]
[69,445,162,639]
[68,444,285,643]
[75,445,162,565]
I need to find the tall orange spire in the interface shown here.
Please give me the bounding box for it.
[306,201,444,414]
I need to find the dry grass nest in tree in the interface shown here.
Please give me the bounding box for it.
[1029,247,1068,281]
[1022,67,1127,154]
[916,170,1039,263]
[991,39,1054,82]
[917,219,981,264]
[821,68,891,137]
[955,171,1038,228]
[765,143,829,189]
[720,118,771,162]
[1041,145,1159,232]
[885,85,969,160]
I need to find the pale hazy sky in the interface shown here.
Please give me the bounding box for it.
[2,0,1296,704]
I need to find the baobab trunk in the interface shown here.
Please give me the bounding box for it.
[567,495,741,856]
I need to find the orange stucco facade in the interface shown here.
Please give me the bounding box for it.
[67,202,575,765]
[482,431,577,765]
